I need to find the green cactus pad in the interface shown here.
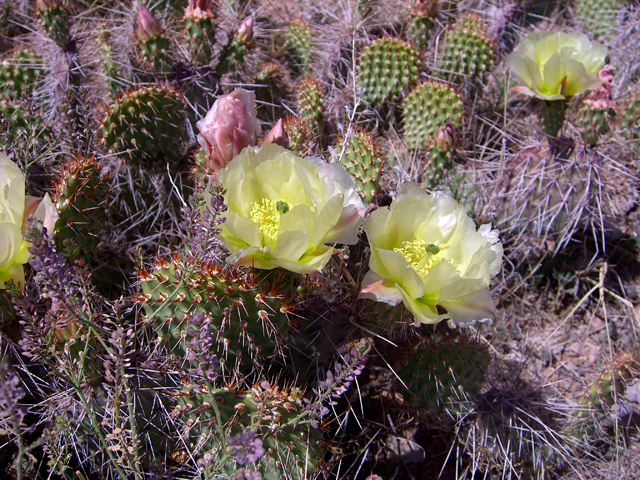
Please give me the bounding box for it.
[96,29,121,96]
[296,77,323,137]
[333,129,386,203]
[254,62,287,119]
[356,37,421,105]
[407,14,435,51]
[285,19,314,74]
[100,85,187,166]
[403,81,463,150]
[284,115,312,155]
[0,50,44,101]
[216,33,251,76]
[577,101,615,146]
[0,100,54,146]
[185,11,216,65]
[169,381,323,479]
[135,256,295,376]
[395,332,491,414]
[622,91,640,142]
[138,35,173,74]
[53,156,109,263]
[36,2,71,48]
[436,14,494,83]
[423,145,455,188]
[575,0,623,40]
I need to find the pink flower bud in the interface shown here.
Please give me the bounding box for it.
[197,88,262,172]
[585,65,615,110]
[237,16,253,44]
[185,0,213,19]
[410,0,440,18]
[433,119,457,151]
[264,119,288,148]
[136,4,163,41]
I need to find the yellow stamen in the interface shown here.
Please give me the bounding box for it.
[394,239,445,277]
[250,199,289,249]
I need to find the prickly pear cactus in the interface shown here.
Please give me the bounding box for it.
[577,101,615,146]
[284,114,312,155]
[96,29,120,96]
[35,0,72,48]
[216,18,253,76]
[436,14,494,83]
[254,62,287,118]
[575,0,623,39]
[356,37,421,105]
[539,99,566,137]
[0,100,54,146]
[137,22,173,73]
[135,255,295,376]
[170,381,323,479]
[395,332,491,414]
[406,0,439,50]
[184,2,217,65]
[622,91,640,143]
[100,85,187,166]
[0,50,43,101]
[285,19,314,74]
[53,156,109,264]
[423,121,458,189]
[578,352,640,416]
[403,81,463,150]
[296,77,323,138]
[333,129,386,203]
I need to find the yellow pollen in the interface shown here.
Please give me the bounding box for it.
[394,239,445,277]
[250,199,287,249]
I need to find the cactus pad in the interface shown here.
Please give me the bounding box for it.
[575,0,623,39]
[285,19,314,74]
[135,256,295,376]
[357,38,421,105]
[0,50,44,101]
[395,332,491,414]
[403,81,463,150]
[436,14,494,83]
[100,85,187,166]
[333,129,386,203]
[53,156,109,264]
[296,77,323,137]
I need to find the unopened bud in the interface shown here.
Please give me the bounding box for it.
[196,88,262,172]
[433,120,457,151]
[264,119,288,148]
[410,0,440,18]
[585,65,615,110]
[237,16,253,44]
[136,3,163,41]
[185,0,213,19]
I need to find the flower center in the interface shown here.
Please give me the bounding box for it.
[394,240,445,277]
[249,199,290,249]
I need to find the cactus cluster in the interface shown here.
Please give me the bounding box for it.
[0,50,43,101]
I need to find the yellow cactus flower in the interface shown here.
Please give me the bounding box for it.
[508,31,607,101]
[216,143,365,273]
[359,183,502,326]
[1,154,57,289]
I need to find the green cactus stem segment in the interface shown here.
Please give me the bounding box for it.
[539,99,566,137]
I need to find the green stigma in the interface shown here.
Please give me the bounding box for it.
[425,243,440,255]
[276,200,290,214]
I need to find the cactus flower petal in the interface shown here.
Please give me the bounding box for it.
[508,31,606,101]
[0,154,58,289]
[197,88,261,173]
[359,183,502,326]
[216,143,365,273]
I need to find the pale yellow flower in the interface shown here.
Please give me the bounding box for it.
[508,31,607,101]
[359,183,502,326]
[216,143,365,273]
[0,154,57,289]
